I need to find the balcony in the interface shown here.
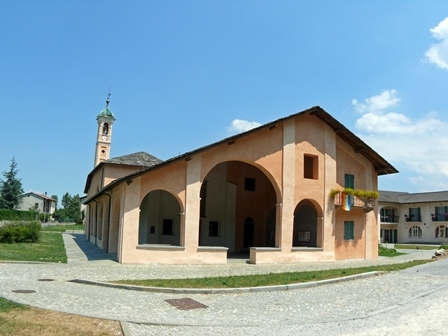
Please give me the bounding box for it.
[405,215,422,222]
[432,214,448,222]
[381,215,399,223]
[333,192,375,211]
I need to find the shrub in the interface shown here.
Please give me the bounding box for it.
[0,221,41,243]
[0,209,39,221]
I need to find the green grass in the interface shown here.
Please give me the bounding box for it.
[114,260,431,289]
[394,244,439,250]
[0,297,27,313]
[42,224,85,232]
[378,245,405,257]
[0,231,67,263]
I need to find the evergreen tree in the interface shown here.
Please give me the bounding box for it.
[0,157,24,209]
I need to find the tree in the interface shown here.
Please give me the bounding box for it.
[0,157,24,209]
[51,194,58,209]
[53,193,82,224]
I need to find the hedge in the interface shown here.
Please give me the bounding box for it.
[0,209,39,221]
[0,221,42,243]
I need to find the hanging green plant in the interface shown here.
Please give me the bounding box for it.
[329,188,379,199]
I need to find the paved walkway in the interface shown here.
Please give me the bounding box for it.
[0,233,446,335]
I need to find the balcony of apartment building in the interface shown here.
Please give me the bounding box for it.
[332,190,376,212]
[431,207,448,222]
[380,208,399,224]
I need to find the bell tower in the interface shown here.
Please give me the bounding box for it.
[94,94,116,167]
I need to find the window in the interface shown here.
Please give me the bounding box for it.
[162,219,173,235]
[380,208,398,223]
[344,221,354,240]
[150,226,155,234]
[409,226,422,238]
[34,203,39,209]
[407,208,421,222]
[245,177,256,191]
[436,225,446,238]
[435,206,448,221]
[208,221,219,237]
[344,174,354,189]
[304,154,318,179]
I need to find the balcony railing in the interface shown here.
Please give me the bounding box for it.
[380,215,399,223]
[334,192,375,211]
[432,214,448,221]
[405,215,422,222]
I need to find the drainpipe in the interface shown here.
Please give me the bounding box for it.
[104,192,112,253]
[92,199,98,246]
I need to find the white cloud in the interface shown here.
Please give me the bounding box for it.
[425,17,448,70]
[352,89,400,114]
[227,119,261,134]
[353,90,448,191]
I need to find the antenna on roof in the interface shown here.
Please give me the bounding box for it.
[106,88,111,107]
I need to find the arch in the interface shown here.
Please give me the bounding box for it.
[138,189,181,246]
[199,160,277,253]
[379,206,400,223]
[102,122,109,135]
[201,158,282,205]
[435,225,446,238]
[293,200,322,247]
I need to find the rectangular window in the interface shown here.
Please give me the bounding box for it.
[435,206,448,221]
[245,177,256,191]
[408,208,421,222]
[344,174,355,189]
[304,154,318,179]
[162,218,173,235]
[34,203,39,209]
[344,221,354,240]
[208,221,219,237]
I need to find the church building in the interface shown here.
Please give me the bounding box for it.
[83,99,397,264]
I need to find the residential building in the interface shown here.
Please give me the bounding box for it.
[379,190,448,244]
[17,191,56,220]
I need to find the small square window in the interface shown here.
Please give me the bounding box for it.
[245,178,256,191]
[209,221,219,237]
[162,219,173,235]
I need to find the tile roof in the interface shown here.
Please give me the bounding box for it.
[379,190,448,204]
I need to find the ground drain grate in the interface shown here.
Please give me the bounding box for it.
[12,290,36,294]
[38,279,55,282]
[165,298,208,310]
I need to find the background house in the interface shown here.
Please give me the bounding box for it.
[378,190,448,244]
[17,191,56,220]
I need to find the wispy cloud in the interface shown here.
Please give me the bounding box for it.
[353,90,448,191]
[425,17,448,70]
[227,119,261,135]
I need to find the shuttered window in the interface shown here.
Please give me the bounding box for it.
[344,221,354,240]
[344,174,354,189]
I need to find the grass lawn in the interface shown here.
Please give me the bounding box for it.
[378,245,405,257]
[0,231,67,263]
[42,224,85,232]
[114,260,432,289]
[394,244,439,250]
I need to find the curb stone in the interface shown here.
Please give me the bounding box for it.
[69,271,384,294]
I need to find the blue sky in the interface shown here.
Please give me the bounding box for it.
[1,1,448,202]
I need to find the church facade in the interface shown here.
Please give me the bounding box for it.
[83,101,397,264]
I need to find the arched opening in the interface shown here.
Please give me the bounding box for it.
[138,190,181,246]
[293,200,321,247]
[199,161,277,254]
